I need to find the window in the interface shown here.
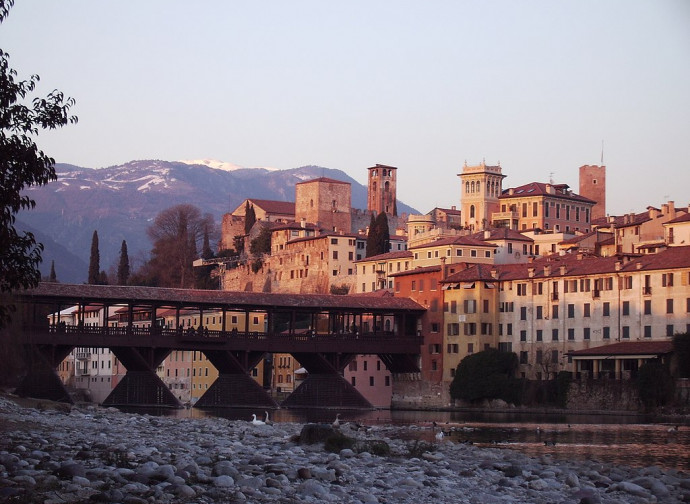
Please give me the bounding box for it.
[520,351,528,364]
[483,299,490,313]
[447,323,459,336]
[583,327,590,340]
[467,343,474,354]
[552,305,559,319]
[450,300,457,313]
[662,273,674,287]
[568,328,575,341]
[603,302,610,317]
[667,299,674,314]
[603,326,610,339]
[507,323,512,336]
[517,283,527,296]
[536,330,543,342]
[464,300,476,314]
[552,329,559,341]
[583,303,590,317]
[622,301,630,316]
[464,323,477,335]
[481,323,492,335]
[667,325,674,337]
[520,307,527,320]
[567,304,575,318]
[431,322,439,333]
[622,326,630,339]
[536,306,543,319]
[644,326,652,338]
[644,300,652,315]
[520,330,527,342]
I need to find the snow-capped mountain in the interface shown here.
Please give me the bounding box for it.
[178,159,278,172]
[18,160,417,283]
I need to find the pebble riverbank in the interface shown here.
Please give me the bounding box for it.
[1,396,689,504]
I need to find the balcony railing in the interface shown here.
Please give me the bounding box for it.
[551,292,559,301]
[643,286,652,295]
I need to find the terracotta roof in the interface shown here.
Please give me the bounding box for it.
[247,199,295,215]
[295,177,350,186]
[490,246,690,280]
[430,207,462,216]
[355,251,413,263]
[409,235,496,250]
[389,265,442,278]
[271,221,319,231]
[666,212,690,225]
[500,182,595,204]
[287,232,359,245]
[20,283,425,313]
[470,229,533,243]
[568,341,673,357]
[441,263,497,283]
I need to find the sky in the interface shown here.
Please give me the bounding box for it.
[2,1,689,216]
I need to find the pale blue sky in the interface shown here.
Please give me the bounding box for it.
[3,1,689,215]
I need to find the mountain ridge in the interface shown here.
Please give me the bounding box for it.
[19,160,418,283]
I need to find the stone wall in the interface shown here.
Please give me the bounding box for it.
[391,374,450,409]
[566,379,640,412]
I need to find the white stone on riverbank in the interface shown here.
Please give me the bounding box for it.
[1,395,689,503]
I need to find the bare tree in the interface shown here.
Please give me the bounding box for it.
[146,204,216,288]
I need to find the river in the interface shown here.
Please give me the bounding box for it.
[118,406,690,472]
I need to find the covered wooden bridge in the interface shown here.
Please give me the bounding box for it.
[14,283,425,409]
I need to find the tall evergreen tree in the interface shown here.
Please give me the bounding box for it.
[201,227,214,260]
[365,213,378,258]
[244,202,256,234]
[48,260,57,282]
[87,230,100,284]
[117,240,130,285]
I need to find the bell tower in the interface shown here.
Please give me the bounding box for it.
[458,160,505,230]
[367,164,397,216]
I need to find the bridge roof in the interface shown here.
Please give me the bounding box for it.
[20,283,426,313]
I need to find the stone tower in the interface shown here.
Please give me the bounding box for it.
[367,164,397,216]
[579,165,606,221]
[295,177,352,232]
[458,160,505,230]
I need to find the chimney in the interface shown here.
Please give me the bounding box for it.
[615,261,622,271]
[483,230,491,239]
[300,217,306,228]
[451,206,456,210]
[544,265,551,277]
[528,267,535,278]
[560,265,567,276]
[440,256,447,280]
[636,262,643,270]
[490,268,498,279]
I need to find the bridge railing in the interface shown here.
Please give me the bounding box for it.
[43,324,422,345]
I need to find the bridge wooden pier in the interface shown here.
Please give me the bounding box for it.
[15,283,425,410]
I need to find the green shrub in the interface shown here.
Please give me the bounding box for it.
[637,361,675,411]
[357,440,390,456]
[673,333,690,378]
[450,348,520,404]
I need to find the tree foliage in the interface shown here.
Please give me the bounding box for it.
[673,332,690,379]
[0,1,77,327]
[244,201,256,234]
[637,361,675,412]
[117,240,130,285]
[143,204,216,288]
[249,224,272,258]
[450,348,520,404]
[87,230,100,284]
[365,212,390,258]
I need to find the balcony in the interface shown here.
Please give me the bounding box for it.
[551,292,559,301]
[75,352,91,360]
[643,286,652,295]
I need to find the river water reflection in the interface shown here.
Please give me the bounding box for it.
[120,407,690,472]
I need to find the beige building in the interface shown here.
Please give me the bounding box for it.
[458,160,505,231]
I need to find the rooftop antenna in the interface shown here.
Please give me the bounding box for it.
[549,171,555,184]
[600,139,604,165]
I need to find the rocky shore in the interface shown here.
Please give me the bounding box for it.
[1,396,689,504]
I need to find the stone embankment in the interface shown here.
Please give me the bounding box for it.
[1,396,689,503]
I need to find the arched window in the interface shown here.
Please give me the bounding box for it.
[465,181,470,193]
[372,182,376,192]
[470,205,475,218]
[384,181,390,192]
[310,199,314,208]
[470,181,475,193]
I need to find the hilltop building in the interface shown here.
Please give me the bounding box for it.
[367,164,397,216]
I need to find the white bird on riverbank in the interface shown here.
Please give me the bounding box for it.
[332,413,341,429]
[264,411,273,425]
[251,414,265,426]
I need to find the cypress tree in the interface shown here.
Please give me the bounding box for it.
[365,213,378,258]
[244,202,256,234]
[375,211,391,254]
[117,240,130,285]
[48,260,57,282]
[201,228,214,259]
[88,230,100,284]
